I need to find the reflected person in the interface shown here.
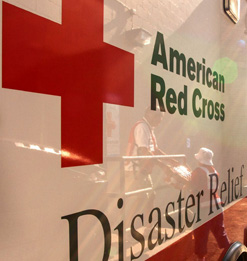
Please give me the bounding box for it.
[191,148,230,261]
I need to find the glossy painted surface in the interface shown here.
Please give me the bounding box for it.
[1,0,247,260]
[3,0,134,167]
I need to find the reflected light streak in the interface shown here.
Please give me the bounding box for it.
[30,144,41,151]
[62,150,71,158]
[15,142,28,149]
[15,142,61,155]
[44,147,60,154]
[61,150,93,164]
[14,142,96,164]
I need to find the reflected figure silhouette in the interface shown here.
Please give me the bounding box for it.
[191,148,230,261]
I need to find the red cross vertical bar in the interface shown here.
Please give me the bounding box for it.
[2,0,134,167]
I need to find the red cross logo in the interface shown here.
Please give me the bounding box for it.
[106,111,116,137]
[3,0,134,167]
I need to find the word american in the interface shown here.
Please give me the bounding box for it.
[151,31,225,121]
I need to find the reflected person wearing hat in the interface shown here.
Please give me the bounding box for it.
[191,148,230,261]
[195,147,214,166]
